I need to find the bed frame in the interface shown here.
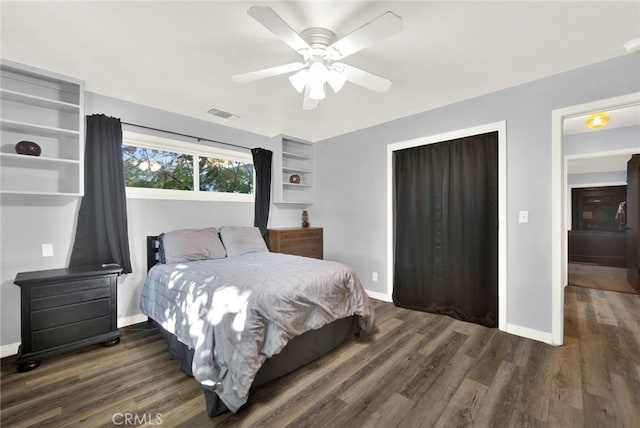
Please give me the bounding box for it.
[145,235,359,416]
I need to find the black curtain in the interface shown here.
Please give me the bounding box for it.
[70,114,132,273]
[251,148,273,239]
[392,131,498,327]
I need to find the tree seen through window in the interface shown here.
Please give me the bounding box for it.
[199,157,253,194]
[123,145,254,195]
[123,145,194,190]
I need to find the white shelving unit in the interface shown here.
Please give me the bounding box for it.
[0,59,84,196]
[273,135,314,205]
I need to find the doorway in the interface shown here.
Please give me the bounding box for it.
[551,92,640,345]
[567,181,636,294]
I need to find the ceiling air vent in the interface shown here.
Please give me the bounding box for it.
[207,107,238,120]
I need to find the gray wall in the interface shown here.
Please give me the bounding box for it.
[564,124,640,155]
[314,52,640,334]
[0,93,303,349]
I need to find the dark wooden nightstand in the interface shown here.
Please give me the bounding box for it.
[14,264,122,372]
[267,227,323,259]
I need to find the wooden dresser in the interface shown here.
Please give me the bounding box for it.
[14,264,122,372]
[267,227,323,259]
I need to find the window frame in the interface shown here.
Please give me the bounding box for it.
[122,131,255,202]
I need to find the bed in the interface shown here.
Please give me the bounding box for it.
[140,227,374,416]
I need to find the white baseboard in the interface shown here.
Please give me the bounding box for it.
[117,313,149,328]
[1,342,20,358]
[505,322,554,345]
[366,289,393,302]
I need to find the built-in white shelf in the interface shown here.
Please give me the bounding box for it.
[0,190,82,197]
[0,88,80,112]
[283,166,312,174]
[1,119,79,139]
[274,135,314,205]
[276,200,314,205]
[283,183,312,188]
[282,151,312,161]
[0,59,84,196]
[0,152,80,165]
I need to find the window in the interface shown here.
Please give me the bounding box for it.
[122,131,254,202]
[124,146,194,190]
[199,157,253,193]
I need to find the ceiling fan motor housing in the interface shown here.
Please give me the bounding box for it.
[300,28,337,49]
[300,28,339,60]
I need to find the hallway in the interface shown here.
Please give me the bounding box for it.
[568,262,637,294]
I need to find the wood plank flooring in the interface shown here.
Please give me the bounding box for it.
[568,262,638,295]
[1,285,639,427]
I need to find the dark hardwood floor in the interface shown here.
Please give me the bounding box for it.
[1,285,639,427]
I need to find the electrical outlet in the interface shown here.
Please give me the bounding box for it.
[41,243,54,257]
[518,210,529,224]
[372,272,378,282]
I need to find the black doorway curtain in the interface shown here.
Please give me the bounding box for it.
[392,131,498,327]
[70,114,132,273]
[251,148,273,239]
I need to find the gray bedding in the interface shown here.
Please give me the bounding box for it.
[139,251,375,412]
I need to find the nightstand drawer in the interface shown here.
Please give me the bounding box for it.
[291,246,323,259]
[277,229,323,241]
[31,277,111,299]
[32,287,112,311]
[278,236,323,248]
[31,298,111,331]
[31,316,112,351]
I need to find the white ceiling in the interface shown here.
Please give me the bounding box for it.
[563,104,640,135]
[2,1,639,142]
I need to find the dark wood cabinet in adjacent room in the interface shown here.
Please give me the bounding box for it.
[571,185,627,232]
[627,154,639,291]
[267,227,323,259]
[14,264,121,372]
[569,185,628,268]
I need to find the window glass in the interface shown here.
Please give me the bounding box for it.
[199,157,254,194]
[121,132,254,202]
[123,145,194,190]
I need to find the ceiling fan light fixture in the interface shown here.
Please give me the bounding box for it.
[308,80,326,100]
[585,112,610,129]
[289,69,308,93]
[308,62,327,80]
[326,69,346,93]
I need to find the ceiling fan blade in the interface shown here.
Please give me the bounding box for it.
[302,85,319,110]
[232,62,305,83]
[325,11,402,60]
[248,6,311,55]
[340,63,392,93]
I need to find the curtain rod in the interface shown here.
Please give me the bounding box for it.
[120,121,251,151]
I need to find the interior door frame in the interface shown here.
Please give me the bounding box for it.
[551,92,640,345]
[386,121,507,332]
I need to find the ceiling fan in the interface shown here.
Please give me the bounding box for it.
[232,6,403,110]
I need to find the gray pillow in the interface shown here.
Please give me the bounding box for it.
[161,227,227,263]
[219,226,268,256]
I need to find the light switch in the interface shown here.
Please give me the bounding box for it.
[41,243,54,257]
[372,272,378,282]
[518,211,529,224]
